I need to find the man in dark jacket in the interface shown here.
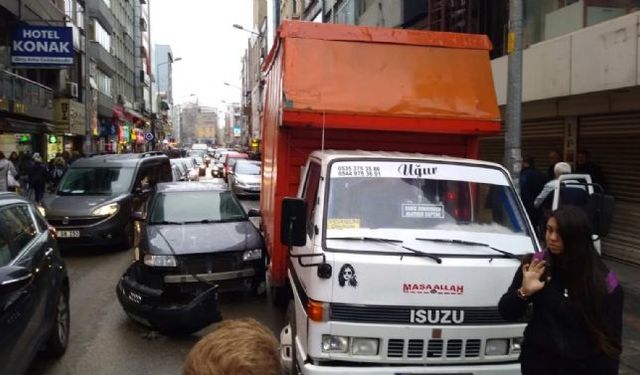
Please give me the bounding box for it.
[29,155,49,204]
[576,150,605,190]
[519,156,545,225]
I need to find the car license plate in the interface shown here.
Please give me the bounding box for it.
[57,230,80,238]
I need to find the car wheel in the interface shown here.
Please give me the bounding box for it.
[43,284,70,357]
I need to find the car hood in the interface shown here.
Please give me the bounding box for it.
[43,195,122,217]
[147,221,262,255]
[235,174,261,184]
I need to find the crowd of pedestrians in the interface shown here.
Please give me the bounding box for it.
[0,149,83,204]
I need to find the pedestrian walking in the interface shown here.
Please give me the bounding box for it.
[0,151,18,192]
[519,155,545,224]
[17,151,33,197]
[183,318,281,375]
[499,206,623,375]
[29,155,49,204]
[48,154,66,192]
[546,150,562,182]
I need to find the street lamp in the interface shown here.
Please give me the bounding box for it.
[232,24,262,37]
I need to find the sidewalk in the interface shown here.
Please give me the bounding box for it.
[604,258,640,374]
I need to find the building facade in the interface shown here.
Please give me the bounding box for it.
[0,0,86,160]
[179,103,217,146]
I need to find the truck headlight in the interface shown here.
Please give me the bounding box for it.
[351,338,379,355]
[322,335,349,353]
[485,339,509,356]
[143,254,177,267]
[242,248,263,261]
[92,203,119,216]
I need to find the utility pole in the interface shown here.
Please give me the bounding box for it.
[505,0,524,191]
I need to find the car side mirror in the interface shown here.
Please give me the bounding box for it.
[0,266,33,296]
[280,198,307,246]
[247,208,261,217]
[585,193,615,238]
[132,211,147,221]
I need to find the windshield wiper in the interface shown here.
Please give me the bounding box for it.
[328,236,442,264]
[150,220,184,225]
[414,238,520,260]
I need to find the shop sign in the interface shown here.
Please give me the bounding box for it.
[233,124,241,137]
[54,99,86,135]
[48,135,59,144]
[15,134,31,143]
[11,26,74,66]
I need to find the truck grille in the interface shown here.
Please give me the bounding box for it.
[386,338,482,359]
[330,304,509,325]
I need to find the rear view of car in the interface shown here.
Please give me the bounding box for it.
[222,152,249,181]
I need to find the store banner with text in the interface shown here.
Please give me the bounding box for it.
[11,26,74,66]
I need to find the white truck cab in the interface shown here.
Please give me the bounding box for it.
[279,150,543,375]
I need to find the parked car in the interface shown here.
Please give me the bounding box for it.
[116,182,265,334]
[0,192,69,375]
[228,160,261,198]
[222,152,249,181]
[42,152,172,250]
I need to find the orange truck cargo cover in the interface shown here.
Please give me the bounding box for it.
[261,21,501,286]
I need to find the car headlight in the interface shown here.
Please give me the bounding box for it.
[351,338,379,356]
[322,335,349,353]
[485,339,509,356]
[143,254,177,267]
[242,248,263,261]
[92,203,119,216]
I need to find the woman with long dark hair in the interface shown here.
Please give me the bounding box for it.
[499,206,623,374]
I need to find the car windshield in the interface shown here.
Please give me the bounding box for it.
[57,167,134,196]
[235,162,260,175]
[325,161,534,254]
[149,191,246,224]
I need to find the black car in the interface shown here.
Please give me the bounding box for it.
[43,152,172,250]
[116,182,265,334]
[0,192,69,374]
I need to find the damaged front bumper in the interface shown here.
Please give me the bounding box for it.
[116,262,222,334]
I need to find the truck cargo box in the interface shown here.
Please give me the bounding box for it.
[260,21,501,287]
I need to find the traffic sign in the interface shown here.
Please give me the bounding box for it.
[144,132,154,141]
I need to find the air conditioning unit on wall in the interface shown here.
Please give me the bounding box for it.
[68,82,79,98]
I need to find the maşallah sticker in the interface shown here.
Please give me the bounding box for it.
[327,218,361,230]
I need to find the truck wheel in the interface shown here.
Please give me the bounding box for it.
[286,300,301,375]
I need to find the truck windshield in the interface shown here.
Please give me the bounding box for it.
[325,161,533,254]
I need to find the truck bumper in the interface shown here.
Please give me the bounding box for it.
[301,361,520,375]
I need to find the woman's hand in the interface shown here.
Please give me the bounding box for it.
[521,258,547,296]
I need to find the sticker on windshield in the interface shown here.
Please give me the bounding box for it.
[401,204,444,219]
[327,218,361,229]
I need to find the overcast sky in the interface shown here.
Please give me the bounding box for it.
[150,0,254,108]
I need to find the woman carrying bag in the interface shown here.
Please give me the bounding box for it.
[0,151,18,192]
[499,206,623,375]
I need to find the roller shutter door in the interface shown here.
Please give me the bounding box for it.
[579,113,640,265]
[480,118,564,173]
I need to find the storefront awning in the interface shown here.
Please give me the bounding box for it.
[0,117,56,133]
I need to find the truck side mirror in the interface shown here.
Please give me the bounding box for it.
[585,193,615,237]
[281,198,307,246]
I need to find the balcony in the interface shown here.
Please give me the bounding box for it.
[97,91,114,118]
[139,70,151,87]
[87,0,115,34]
[89,41,115,76]
[0,69,54,121]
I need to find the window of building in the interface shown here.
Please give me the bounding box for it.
[335,0,357,25]
[92,19,111,52]
[96,69,112,97]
